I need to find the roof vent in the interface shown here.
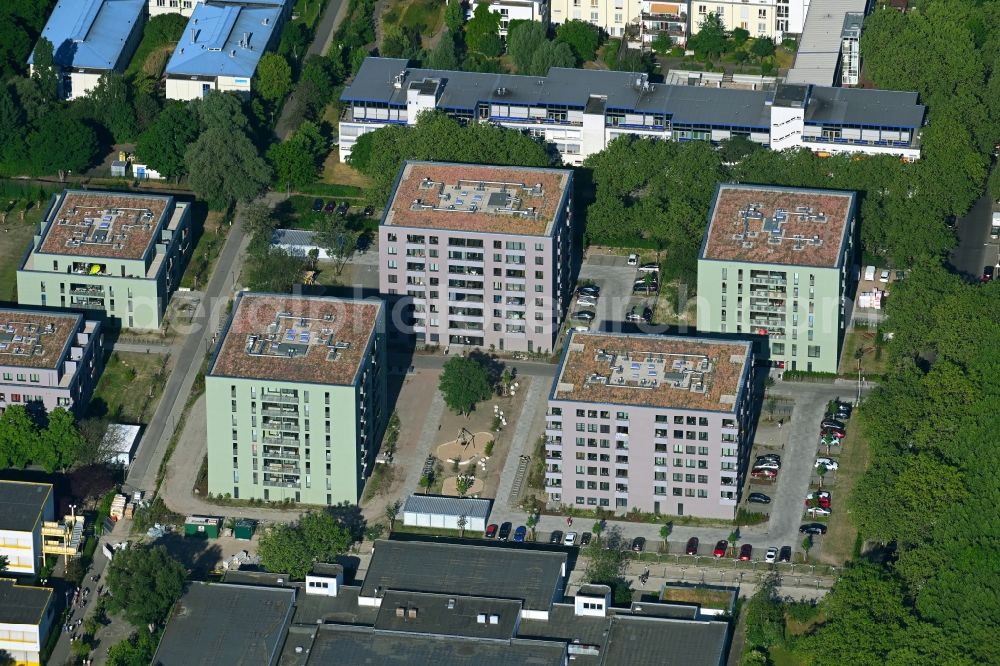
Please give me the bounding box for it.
[396,607,405,618]
[495,86,508,96]
[407,608,418,619]
[477,613,487,624]
[447,598,456,609]
[489,614,500,625]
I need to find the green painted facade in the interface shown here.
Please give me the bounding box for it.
[205,302,387,505]
[16,192,193,330]
[696,262,849,373]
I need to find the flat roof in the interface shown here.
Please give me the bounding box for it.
[209,293,382,386]
[551,332,751,413]
[402,494,492,520]
[375,590,522,640]
[0,309,83,370]
[165,1,285,78]
[344,57,924,131]
[384,162,572,237]
[700,184,855,267]
[0,481,52,533]
[307,624,567,665]
[29,0,145,71]
[38,190,173,261]
[361,540,566,612]
[787,0,867,85]
[602,615,729,666]
[0,579,52,626]
[152,582,295,666]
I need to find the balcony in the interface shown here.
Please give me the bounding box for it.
[262,420,300,433]
[260,392,297,405]
[262,435,299,446]
[544,479,563,488]
[749,276,787,287]
[615,432,629,442]
[69,285,105,296]
[263,478,301,489]
[261,407,299,418]
[262,449,300,461]
[264,463,300,473]
[545,439,562,452]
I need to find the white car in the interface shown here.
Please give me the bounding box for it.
[564,531,577,546]
[806,506,832,517]
[815,458,839,471]
[572,325,589,332]
[764,547,778,564]
[576,296,598,307]
[879,269,890,283]
[627,253,639,266]
[752,461,780,471]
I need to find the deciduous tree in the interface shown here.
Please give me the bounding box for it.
[439,356,492,415]
[506,20,547,72]
[555,20,601,63]
[185,127,271,207]
[255,53,293,105]
[28,113,100,175]
[466,3,502,56]
[105,545,186,627]
[135,102,199,180]
[30,37,59,101]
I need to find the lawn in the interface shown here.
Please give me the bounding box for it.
[87,351,170,424]
[660,586,734,611]
[816,426,869,565]
[125,14,187,79]
[273,195,374,232]
[383,0,444,38]
[0,201,44,303]
[837,327,888,376]
[180,205,230,290]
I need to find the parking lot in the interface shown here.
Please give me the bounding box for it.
[573,252,639,332]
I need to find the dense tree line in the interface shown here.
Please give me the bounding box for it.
[737,3,1000,664]
[347,111,553,205]
[0,406,85,473]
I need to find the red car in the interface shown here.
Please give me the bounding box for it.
[739,544,753,561]
[713,540,728,558]
[685,537,699,555]
[805,491,832,508]
[484,524,498,538]
[821,428,846,440]
[751,469,778,480]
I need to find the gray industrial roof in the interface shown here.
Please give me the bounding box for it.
[152,582,295,666]
[361,540,566,612]
[602,615,729,666]
[0,579,52,625]
[402,494,492,520]
[344,57,924,130]
[0,481,52,532]
[375,590,522,640]
[787,0,868,85]
[271,228,318,248]
[308,624,567,665]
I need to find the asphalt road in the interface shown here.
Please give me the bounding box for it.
[576,254,638,332]
[950,186,999,281]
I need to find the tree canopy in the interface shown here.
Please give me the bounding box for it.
[255,52,293,105]
[555,20,601,63]
[258,511,353,579]
[0,406,86,472]
[105,545,186,628]
[186,127,271,207]
[466,4,502,57]
[135,102,199,180]
[506,20,548,73]
[688,13,727,60]
[267,120,326,188]
[438,355,493,415]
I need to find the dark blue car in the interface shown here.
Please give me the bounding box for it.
[513,526,527,543]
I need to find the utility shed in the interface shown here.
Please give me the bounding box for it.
[402,494,492,532]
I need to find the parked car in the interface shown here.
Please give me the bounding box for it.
[805,491,832,508]
[513,526,527,542]
[756,454,781,463]
[363,206,375,217]
[549,530,563,544]
[752,461,780,471]
[572,325,590,332]
[821,428,846,440]
[484,524,498,539]
[336,201,349,217]
[895,269,905,281]
[631,537,646,553]
[498,522,512,541]
[778,546,792,563]
[819,435,841,448]
[578,285,600,297]
[685,537,699,555]
[879,269,890,283]
[580,532,592,546]
[576,296,598,307]
[764,547,778,564]
[638,263,660,273]
[564,531,577,546]
[821,418,846,430]
[983,266,995,283]
[633,284,658,295]
[634,276,658,287]
[642,306,653,322]
[713,540,728,558]
[806,506,832,517]
[748,492,772,504]
[815,458,839,471]
[739,544,753,561]
[312,198,324,212]
[573,311,596,322]
[625,311,643,323]
[751,469,778,480]
[323,201,336,213]
[799,523,828,535]
[627,253,639,266]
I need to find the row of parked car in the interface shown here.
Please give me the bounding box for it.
[571,284,600,324]
[798,400,852,534]
[310,198,375,217]
[684,537,794,564]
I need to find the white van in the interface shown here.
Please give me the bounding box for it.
[864,265,876,282]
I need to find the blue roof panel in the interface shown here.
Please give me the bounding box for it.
[30,0,146,71]
[165,1,286,79]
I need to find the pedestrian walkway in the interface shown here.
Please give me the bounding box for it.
[494,376,545,509]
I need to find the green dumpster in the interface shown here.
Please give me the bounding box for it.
[233,519,256,540]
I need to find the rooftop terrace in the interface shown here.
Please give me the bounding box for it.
[38,191,172,260]
[552,332,750,412]
[209,294,381,385]
[701,184,855,268]
[0,311,81,370]
[384,162,571,236]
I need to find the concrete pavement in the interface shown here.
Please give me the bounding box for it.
[950,182,999,281]
[493,376,548,509]
[576,253,637,332]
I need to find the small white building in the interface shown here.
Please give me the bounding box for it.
[270,229,332,259]
[164,0,288,100]
[402,494,492,532]
[29,0,147,100]
[103,423,142,467]
[0,482,55,576]
[0,579,56,666]
[467,0,548,38]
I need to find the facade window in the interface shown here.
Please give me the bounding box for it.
[808,345,821,358]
